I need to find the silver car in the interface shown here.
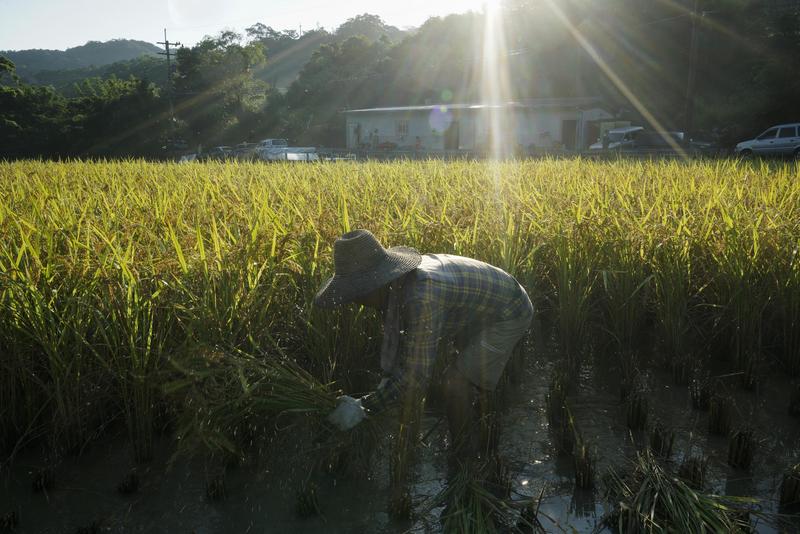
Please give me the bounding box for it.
[735,123,800,159]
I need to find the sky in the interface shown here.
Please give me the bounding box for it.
[0,0,490,51]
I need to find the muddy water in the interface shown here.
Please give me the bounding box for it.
[2,331,799,532]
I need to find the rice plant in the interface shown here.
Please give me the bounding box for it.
[517,489,546,533]
[652,236,694,365]
[549,228,597,366]
[607,451,755,533]
[388,388,425,519]
[426,461,519,534]
[1,158,800,522]
[708,395,734,436]
[166,345,338,458]
[678,455,708,490]
[117,469,139,495]
[626,388,649,431]
[779,464,800,511]
[544,371,594,488]
[573,433,595,490]
[648,420,675,459]
[546,368,574,454]
[4,273,102,455]
[789,383,800,417]
[598,234,651,357]
[92,275,169,462]
[0,509,18,531]
[74,520,102,534]
[774,239,800,376]
[690,370,713,411]
[31,466,55,493]
[295,481,321,517]
[727,429,756,470]
[205,474,227,502]
[707,219,770,377]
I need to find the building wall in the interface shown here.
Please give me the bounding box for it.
[516,110,567,149]
[346,112,445,150]
[473,109,575,150]
[346,106,613,151]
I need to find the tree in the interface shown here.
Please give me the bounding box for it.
[174,32,268,145]
[0,56,71,157]
[335,14,403,43]
[284,36,391,145]
[68,76,171,156]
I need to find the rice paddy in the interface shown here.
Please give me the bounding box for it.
[1,158,800,531]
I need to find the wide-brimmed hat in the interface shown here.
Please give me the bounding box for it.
[314,230,422,308]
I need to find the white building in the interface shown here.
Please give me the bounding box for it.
[344,98,613,153]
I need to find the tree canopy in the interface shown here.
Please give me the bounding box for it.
[1,2,798,158]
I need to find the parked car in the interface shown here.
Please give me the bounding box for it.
[589,126,644,151]
[232,142,258,161]
[200,146,232,161]
[590,127,690,154]
[255,138,319,162]
[735,123,800,159]
[255,138,289,150]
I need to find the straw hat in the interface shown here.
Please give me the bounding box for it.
[314,229,422,308]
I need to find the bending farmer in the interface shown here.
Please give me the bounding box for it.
[315,229,533,464]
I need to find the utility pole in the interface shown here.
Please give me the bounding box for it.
[157,28,181,119]
[684,0,702,136]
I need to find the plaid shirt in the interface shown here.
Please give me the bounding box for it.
[361,254,532,413]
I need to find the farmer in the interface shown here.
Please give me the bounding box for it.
[315,229,533,464]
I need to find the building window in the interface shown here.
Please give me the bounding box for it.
[396,120,409,137]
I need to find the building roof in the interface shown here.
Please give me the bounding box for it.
[344,103,527,114]
[344,97,606,114]
[608,126,644,134]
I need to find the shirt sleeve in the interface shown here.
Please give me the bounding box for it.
[361,280,444,414]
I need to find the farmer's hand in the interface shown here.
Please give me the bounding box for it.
[326,395,366,431]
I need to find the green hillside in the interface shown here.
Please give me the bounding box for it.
[2,39,161,80]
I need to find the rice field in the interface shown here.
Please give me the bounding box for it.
[1,159,799,531]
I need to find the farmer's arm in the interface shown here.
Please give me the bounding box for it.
[361,283,442,413]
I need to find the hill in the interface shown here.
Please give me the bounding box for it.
[2,39,161,80]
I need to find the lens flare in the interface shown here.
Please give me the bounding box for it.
[429,106,454,134]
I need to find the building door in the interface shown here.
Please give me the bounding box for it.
[586,122,600,149]
[445,121,460,150]
[562,119,577,151]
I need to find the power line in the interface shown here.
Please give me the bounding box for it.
[157,28,181,119]
[684,0,702,134]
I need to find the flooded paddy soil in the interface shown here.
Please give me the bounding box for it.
[2,327,799,533]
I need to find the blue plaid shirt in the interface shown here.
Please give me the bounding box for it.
[361,254,532,413]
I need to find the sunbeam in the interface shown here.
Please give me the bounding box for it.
[480,0,514,160]
[542,0,688,159]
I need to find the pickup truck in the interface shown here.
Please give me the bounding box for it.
[255,139,319,162]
